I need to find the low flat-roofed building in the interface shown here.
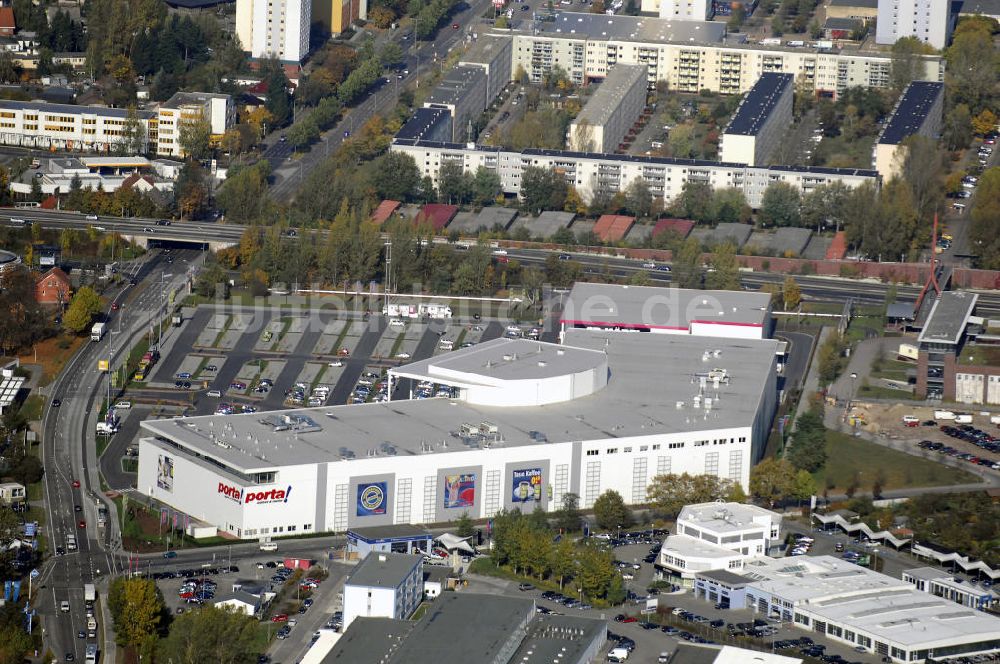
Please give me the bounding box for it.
[346,524,433,557]
[916,291,979,401]
[342,552,423,629]
[568,63,648,154]
[874,81,944,180]
[693,569,752,608]
[720,73,793,166]
[0,482,26,506]
[903,567,1000,610]
[660,534,749,581]
[741,555,1000,663]
[560,282,772,339]
[668,643,803,664]
[321,617,413,663]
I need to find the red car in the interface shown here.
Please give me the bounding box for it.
[178,592,194,600]
[71,480,80,488]
[452,22,459,29]
[271,614,288,623]
[614,614,638,623]
[111,302,120,311]
[77,520,86,529]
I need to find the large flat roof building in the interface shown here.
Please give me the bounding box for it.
[874,81,944,180]
[424,65,488,143]
[568,64,647,154]
[458,36,512,115]
[741,555,1000,663]
[720,73,794,166]
[137,287,780,538]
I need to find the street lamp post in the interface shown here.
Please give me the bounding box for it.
[848,372,858,412]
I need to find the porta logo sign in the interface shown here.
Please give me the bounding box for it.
[218,483,293,505]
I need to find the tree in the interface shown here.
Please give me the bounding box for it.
[900,134,944,220]
[263,59,292,126]
[749,457,796,506]
[368,151,421,203]
[705,241,740,290]
[972,109,998,136]
[592,490,631,531]
[969,167,1000,268]
[623,178,653,218]
[758,182,801,227]
[378,41,404,69]
[286,117,320,150]
[672,237,703,289]
[63,286,102,334]
[0,267,46,354]
[782,276,801,311]
[246,107,275,142]
[0,51,21,84]
[791,469,818,503]
[787,406,828,472]
[114,106,148,156]
[890,36,934,93]
[646,473,735,517]
[548,538,577,590]
[943,104,973,150]
[946,26,998,113]
[0,624,33,664]
[368,6,396,28]
[159,604,262,664]
[554,492,581,533]
[520,166,567,213]
[472,166,501,206]
[455,512,475,538]
[108,577,163,648]
[178,114,212,161]
[437,160,472,204]
[216,160,272,225]
[575,542,616,601]
[668,123,695,158]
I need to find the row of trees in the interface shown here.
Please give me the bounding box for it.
[107,576,264,663]
[489,506,626,603]
[970,168,1000,269]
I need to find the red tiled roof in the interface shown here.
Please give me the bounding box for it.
[417,204,457,231]
[0,7,15,30]
[593,215,635,242]
[371,200,401,226]
[652,218,695,238]
[826,231,848,260]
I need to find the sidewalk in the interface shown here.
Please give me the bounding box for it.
[827,336,898,402]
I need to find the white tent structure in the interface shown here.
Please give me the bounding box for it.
[436,533,475,554]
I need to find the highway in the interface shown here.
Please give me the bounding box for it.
[37,248,201,662]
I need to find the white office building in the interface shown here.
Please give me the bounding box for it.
[875,0,954,49]
[342,552,423,629]
[236,0,311,63]
[659,501,782,580]
[155,92,236,158]
[656,0,712,19]
[135,287,781,539]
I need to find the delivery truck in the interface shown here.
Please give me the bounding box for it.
[91,322,106,342]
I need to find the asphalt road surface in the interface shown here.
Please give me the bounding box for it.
[38,249,201,662]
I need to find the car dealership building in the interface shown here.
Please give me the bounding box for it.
[137,286,779,539]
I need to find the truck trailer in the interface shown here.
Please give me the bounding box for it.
[90,322,106,342]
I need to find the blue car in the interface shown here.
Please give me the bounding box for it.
[163,551,177,559]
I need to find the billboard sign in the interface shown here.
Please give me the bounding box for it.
[156,455,174,492]
[511,468,542,504]
[443,473,475,509]
[357,482,388,516]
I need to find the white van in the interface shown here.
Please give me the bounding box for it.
[60,601,70,613]
[260,542,278,552]
[608,647,630,662]
[114,400,132,410]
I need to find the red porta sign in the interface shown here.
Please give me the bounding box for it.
[217,482,292,505]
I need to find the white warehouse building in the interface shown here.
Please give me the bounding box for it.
[136,287,779,539]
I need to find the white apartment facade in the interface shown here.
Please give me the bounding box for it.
[875,0,953,50]
[509,28,944,99]
[390,139,879,208]
[342,553,423,629]
[156,93,235,158]
[657,0,712,20]
[236,0,311,63]
[719,73,794,167]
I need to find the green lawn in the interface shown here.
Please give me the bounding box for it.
[814,430,980,493]
[870,359,912,382]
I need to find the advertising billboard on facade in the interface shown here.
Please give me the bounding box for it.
[511,468,542,504]
[443,473,475,509]
[357,482,388,516]
[157,455,174,492]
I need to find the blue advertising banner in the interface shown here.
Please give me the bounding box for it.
[443,474,475,509]
[511,468,542,504]
[357,482,388,516]
[11,580,20,602]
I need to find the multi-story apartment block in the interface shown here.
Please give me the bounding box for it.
[314,0,367,36]
[0,101,155,153]
[391,138,878,208]
[876,0,954,50]
[236,0,311,63]
[507,12,944,99]
[155,92,236,158]
[873,80,943,180]
[720,72,793,166]
[568,63,648,153]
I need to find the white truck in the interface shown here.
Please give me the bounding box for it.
[419,303,452,319]
[91,322,106,342]
[84,583,96,605]
[383,303,453,319]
